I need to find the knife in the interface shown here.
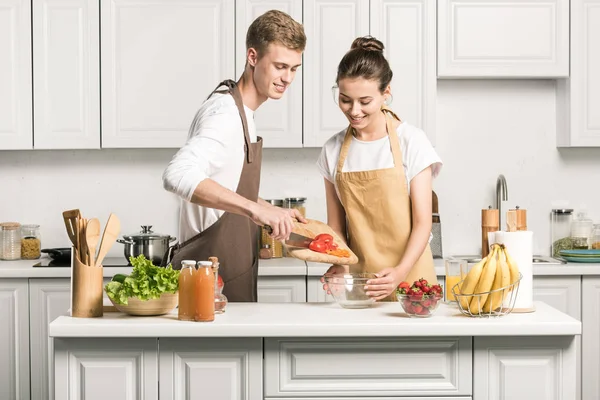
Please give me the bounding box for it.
[263,225,313,249]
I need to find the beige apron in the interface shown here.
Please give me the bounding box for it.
[335,107,437,299]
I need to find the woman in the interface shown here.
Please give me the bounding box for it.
[317,36,442,301]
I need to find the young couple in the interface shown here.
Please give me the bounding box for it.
[162,10,442,303]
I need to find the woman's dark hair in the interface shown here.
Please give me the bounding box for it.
[336,36,392,93]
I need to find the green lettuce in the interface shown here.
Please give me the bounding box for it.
[104,255,180,305]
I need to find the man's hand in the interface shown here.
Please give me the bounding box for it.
[250,203,306,240]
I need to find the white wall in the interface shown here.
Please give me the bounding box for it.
[1,79,599,260]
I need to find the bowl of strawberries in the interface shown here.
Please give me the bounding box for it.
[396,278,443,318]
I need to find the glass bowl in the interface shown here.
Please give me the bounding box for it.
[323,272,376,309]
[396,292,442,318]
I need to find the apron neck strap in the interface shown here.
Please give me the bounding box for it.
[336,106,403,173]
[207,79,254,163]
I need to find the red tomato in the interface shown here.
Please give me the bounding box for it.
[309,240,328,253]
[328,242,338,250]
[314,233,333,244]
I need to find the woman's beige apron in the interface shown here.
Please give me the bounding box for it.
[169,79,262,302]
[335,107,437,299]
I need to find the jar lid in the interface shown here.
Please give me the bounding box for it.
[123,225,171,240]
[0,222,21,230]
[264,199,284,207]
[197,261,212,266]
[285,197,307,203]
[21,224,39,229]
[552,209,573,214]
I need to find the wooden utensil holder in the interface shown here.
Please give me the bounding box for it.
[71,250,103,318]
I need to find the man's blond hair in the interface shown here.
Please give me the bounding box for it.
[246,10,306,57]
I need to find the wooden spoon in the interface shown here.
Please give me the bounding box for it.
[86,218,101,267]
[94,213,121,268]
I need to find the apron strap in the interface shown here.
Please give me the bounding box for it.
[207,79,254,163]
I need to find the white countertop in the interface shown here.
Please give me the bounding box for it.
[49,301,580,338]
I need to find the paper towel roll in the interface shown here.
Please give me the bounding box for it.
[488,230,534,312]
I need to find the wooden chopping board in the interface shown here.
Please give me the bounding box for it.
[283,219,359,265]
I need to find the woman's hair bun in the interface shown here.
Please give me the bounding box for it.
[350,36,384,53]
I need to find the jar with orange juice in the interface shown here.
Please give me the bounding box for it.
[444,259,468,303]
[195,261,215,322]
[178,260,196,321]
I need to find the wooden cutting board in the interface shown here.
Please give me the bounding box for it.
[283,219,359,265]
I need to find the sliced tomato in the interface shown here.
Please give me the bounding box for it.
[314,233,333,244]
[309,240,328,253]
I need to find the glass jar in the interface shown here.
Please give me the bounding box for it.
[285,197,307,217]
[20,224,41,260]
[209,257,228,314]
[260,199,284,258]
[591,224,600,250]
[571,211,593,250]
[1,222,21,260]
[195,261,215,322]
[178,260,197,321]
[551,209,573,257]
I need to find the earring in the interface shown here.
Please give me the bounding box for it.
[384,94,393,106]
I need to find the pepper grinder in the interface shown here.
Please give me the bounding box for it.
[481,207,499,258]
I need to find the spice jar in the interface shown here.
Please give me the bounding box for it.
[194,261,215,322]
[209,256,227,314]
[591,224,600,250]
[571,211,593,250]
[178,260,196,321]
[551,209,574,257]
[20,224,41,259]
[260,199,284,258]
[1,222,21,260]
[285,197,307,217]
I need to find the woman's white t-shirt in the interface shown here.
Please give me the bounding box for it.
[316,122,442,193]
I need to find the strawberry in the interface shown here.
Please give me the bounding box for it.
[422,299,432,307]
[417,307,430,315]
[414,281,422,289]
[412,304,423,313]
[419,278,428,286]
[410,292,423,302]
[422,286,431,293]
[398,281,410,289]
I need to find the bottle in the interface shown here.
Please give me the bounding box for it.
[178,260,196,321]
[571,211,593,250]
[209,256,228,314]
[591,224,600,250]
[1,222,21,260]
[20,224,41,260]
[195,261,215,322]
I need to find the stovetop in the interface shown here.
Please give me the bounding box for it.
[33,257,130,268]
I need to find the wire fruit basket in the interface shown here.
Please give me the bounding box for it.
[451,273,523,318]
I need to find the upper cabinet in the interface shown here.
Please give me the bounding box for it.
[557,0,600,147]
[0,0,32,150]
[101,0,235,148]
[438,0,569,78]
[303,0,370,148]
[371,0,437,144]
[33,0,100,149]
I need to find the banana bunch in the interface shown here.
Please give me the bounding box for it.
[458,244,520,315]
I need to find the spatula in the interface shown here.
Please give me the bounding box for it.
[86,218,101,267]
[62,209,80,249]
[94,213,121,268]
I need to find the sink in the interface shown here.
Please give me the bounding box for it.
[449,255,566,265]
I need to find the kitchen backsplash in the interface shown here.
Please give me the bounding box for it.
[1,80,599,259]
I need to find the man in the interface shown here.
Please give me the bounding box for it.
[162,10,307,302]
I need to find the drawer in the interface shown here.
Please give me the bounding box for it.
[267,398,472,400]
[264,337,472,397]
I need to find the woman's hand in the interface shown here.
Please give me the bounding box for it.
[365,267,405,300]
[320,264,349,294]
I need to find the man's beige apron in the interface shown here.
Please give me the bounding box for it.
[335,107,437,300]
[169,79,262,302]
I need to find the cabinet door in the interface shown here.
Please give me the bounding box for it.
[557,0,600,147]
[29,279,70,400]
[0,0,32,149]
[101,0,234,148]
[159,338,262,400]
[438,0,569,78]
[582,277,600,400]
[303,0,369,147]
[371,0,436,144]
[236,0,303,148]
[532,276,581,319]
[54,338,158,400]
[33,0,100,149]
[258,276,306,303]
[0,279,30,400]
[306,276,335,302]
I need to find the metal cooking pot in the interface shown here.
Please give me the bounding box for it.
[117,226,176,266]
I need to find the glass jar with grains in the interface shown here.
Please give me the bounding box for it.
[21,224,41,259]
[592,224,600,250]
[285,197,307,217]
[1,222,22,260]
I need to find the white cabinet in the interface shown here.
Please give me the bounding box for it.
[29,279,70,400]
[532,276,581,319]
[54,338,158,400]
[101,0,234,148]
[438,0,569,78]
[371,0,437,144]
[303,0,369,147]
[0,279,30,400]
[258,276,306,303]
[557,0,600,147]
[235,0,303,148]
[474,336,577,400]
[33,0,100,149]
[307,276,335,302]
[582,277,600,400]
[159,338,262,400]
[0,0,32,150]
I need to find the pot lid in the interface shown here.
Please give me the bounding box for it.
[123,226,171,240]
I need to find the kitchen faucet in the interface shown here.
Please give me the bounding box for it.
[496,174,508,230]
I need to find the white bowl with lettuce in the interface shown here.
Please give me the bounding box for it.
[104,255,179,316]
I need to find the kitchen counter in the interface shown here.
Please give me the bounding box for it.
[49,300,579,338]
